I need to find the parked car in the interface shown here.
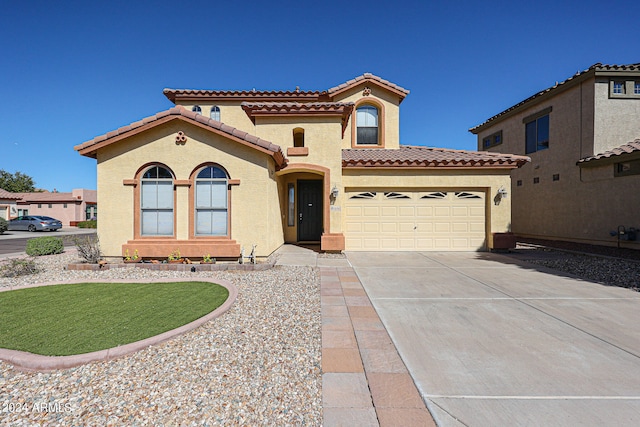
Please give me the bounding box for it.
[8,216,63,232]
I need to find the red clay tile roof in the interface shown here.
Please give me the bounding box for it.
[470,63,640,133]
[577,139,640,165]
[14,191,83,203]
[241,102,354,122]
[342,146,530,168]
[327,73,410,100]
[164,73,409,104]
[0,188,23,200]
[75,106,287,169]
[163,89,322,103]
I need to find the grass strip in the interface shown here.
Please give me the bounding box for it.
[0,281,228,356]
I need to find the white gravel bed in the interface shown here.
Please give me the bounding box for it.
[0,252,322,425]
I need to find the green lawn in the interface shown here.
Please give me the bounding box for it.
[0,281,229,356]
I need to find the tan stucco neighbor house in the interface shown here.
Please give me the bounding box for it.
[471,63,640,249]
[0,188,97,226]
[75,74,528,259]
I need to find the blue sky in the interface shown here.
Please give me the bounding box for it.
[1,1,638,192]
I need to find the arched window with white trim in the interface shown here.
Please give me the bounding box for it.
[356,105,379,145]
[192,105,202,114]
[195,165,228,235]
[141,166,174,235]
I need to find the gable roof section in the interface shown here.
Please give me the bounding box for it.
[74,106,287,169]
[577,139,640,166]
[470,63,640,134]
[342,146,530,169]
[0,188,23,200]
[327,73,410,102]
[164,73,409,104]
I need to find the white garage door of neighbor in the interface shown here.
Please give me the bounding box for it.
[345,190,486,251]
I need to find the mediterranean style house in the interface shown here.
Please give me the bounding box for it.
[75,73,528,259]
[471,63,640,249]
[0,188,97,226]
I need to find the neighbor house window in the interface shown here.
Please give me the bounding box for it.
[195,165,228,235]
[482,130,503,149]
[613,81,624,94]
[293,128,304,147]
[141,166,174,236]
[192,105,202,114]
[524,109,551,154]
[615,159,640,177]
[356,105,379,145]
[635,82,640,95]
[63,203,67,208]
[210,106,220,121]
[38,204,41,208]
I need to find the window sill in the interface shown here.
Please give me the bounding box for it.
[287,147,309,156]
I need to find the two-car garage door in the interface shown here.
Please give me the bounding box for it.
[345,190,486,251]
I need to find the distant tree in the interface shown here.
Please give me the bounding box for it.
[0,170,36,192]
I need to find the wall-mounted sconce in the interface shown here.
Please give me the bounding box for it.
[494,186,508,205]
[331,185,339,199]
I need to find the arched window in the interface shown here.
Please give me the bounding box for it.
[356,105,379,145]
[195,165,228,235]
[192,105,202,114]
[210,106,221,121]
[293,127,304,147]
[141,166,174,235]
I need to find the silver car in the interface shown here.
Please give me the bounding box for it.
[8,216,63,232]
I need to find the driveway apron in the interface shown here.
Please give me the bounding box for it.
[347,251,640,426]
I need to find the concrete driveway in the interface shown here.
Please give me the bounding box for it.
[347,251,640,426]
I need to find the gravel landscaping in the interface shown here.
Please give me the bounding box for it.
[515,244,640,292]
[0,252,321,426]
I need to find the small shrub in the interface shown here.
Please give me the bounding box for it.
[25,236,64,256]
[71,234,102,263]
[0,217,7,234]
[0,257,39,277]
[77,220,97,228]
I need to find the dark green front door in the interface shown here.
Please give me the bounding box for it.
[297,180,323,241]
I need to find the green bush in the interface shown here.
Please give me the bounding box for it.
[25,236,64,256]
[77,220,97,228]
[0,257,38,277]
[0,217,7,234]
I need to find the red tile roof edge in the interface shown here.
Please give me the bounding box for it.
[577,139,640,164]
[469,63,640,133]
[0,189,23,200]
[75,106,286,168]
[342,146,530,168]
[240,102,355,117]
[327,73,410,98]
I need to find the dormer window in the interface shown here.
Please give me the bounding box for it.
[356,105,379,145]
[293,128,305,147]
[192,105,202,114]
[210,106,220,121]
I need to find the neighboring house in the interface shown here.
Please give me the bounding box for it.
[75,74,528,258]
[470,63,640,249]
[0,188,21,221]
[1,189,97,226]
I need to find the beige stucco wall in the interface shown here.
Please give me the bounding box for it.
[95,120,283,257]
[593,77,640,154]
[341,168,514,245]
[332,85,401,149]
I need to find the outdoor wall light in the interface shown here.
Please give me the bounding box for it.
[331,185,339,198]
[494,186,508,206]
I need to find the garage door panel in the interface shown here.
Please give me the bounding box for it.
[345,190,486,251]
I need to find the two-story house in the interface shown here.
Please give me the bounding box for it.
[75,74,528,259]
[470,63,640,249]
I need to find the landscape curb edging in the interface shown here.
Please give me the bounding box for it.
[0,277,238,372]
[65,262,274,271]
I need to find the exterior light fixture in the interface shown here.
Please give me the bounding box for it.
[331,185,339,198]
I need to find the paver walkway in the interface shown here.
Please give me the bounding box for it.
[274,245,436,426]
